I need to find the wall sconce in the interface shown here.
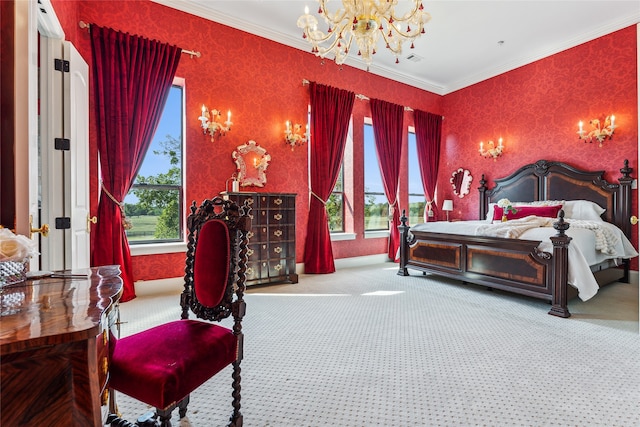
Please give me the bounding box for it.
[442,199,453,221]
[479,138,503,160]
[577,115,615,147]
[284,121,308,150]
[198,104,232,142]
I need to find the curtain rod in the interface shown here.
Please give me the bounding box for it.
[302,79,445,117]
[78,21,201,58]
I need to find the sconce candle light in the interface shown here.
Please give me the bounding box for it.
[479,138,503,160]
[284,121,308,150]
[577,115,615,147]
[198,104,232,142]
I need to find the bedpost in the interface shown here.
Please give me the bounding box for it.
[397,210,409,276]
[478,174,488,220]
[618,159,633,283]
[549,211,572,318]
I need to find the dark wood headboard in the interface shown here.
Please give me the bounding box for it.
[478,160,633,239]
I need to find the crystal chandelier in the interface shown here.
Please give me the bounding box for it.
[297,0,431,67]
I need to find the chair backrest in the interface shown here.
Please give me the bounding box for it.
[182,197,251,322]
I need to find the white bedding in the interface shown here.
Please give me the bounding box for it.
[410,218,638,301]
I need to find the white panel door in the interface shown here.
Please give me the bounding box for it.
[64,41,91,269]
[39,36,65,271]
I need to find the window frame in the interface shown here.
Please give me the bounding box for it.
[363,120,390,234]
[128,77,187,255]
[407,127,426,225]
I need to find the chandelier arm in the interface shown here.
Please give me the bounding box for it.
[379,31,403,56]
[384,20,425,40]
[318,0,349,29]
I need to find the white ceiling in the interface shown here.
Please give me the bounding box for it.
[153,0,639,95]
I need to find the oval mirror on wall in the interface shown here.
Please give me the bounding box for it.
[451,168,473,198]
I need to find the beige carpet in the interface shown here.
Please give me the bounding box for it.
[112,263,639,427]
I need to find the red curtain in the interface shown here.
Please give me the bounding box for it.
[90,26,181,301]
[303,82,355,273]
[370,99,405,260]
[414,110,443,220]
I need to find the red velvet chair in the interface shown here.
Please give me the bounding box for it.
[107,197,251,427]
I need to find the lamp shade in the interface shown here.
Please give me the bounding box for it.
[442,200,454,211]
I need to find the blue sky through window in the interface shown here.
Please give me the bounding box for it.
[136,85,182,179]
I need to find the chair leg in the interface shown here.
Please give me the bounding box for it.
[228,360,243,427]
[155,406,173,427]
[178,395,190,419]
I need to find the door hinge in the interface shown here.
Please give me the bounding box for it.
[54,138,70,151]
[55,217,71,229]
[54,58,70,72]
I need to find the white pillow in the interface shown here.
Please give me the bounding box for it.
[486,203,496,222]
[563,200,605,221]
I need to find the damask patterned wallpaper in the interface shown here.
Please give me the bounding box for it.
[54,0,637,279]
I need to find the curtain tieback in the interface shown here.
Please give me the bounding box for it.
[388,201,398,218]
[310,191,326,206]
[101,181,133,230]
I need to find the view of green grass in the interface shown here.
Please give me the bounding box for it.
[125,215,159,241]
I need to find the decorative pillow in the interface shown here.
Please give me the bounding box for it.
[486,200,564,222]
[563,200,605,221]
[493,205,563,221]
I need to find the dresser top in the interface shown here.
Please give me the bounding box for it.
[0,266,123,355]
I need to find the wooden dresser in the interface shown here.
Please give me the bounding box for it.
[224,192,298,286]
[0,266,122,427]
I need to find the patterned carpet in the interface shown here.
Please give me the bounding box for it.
[113,263,639,427]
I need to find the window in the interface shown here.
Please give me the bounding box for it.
[407,130,426,224]
[327,165,344,232]
[363,123,389,231]
[124,81,184,244]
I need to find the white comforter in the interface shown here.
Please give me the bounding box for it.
[410,217,638,301]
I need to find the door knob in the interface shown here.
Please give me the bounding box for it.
[29,215,50,238]
[631,216,638,225]
[87,215,98,232]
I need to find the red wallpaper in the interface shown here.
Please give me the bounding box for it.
[438,26,638,269]
[53,1,637,279]
[53,0,442,280]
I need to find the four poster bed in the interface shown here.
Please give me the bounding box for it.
[397,159,637,317]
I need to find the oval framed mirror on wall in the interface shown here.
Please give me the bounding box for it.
[450,168,473,198]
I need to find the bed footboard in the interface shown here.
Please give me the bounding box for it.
[398,211,572,317]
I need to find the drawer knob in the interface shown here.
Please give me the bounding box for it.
[274,246,282,254]
[274,264,282,271]
[247,231,254,239]
[274,230,282,237]
[274,213,282,221]
[274,198,282,205]
[247,249,254,256]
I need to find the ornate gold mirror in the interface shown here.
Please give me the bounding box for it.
[232,140,271,187]
[450,168,472,198]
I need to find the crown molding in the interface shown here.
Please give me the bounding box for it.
[153,0,639,95]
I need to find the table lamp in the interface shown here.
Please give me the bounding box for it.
[442,199,453,221]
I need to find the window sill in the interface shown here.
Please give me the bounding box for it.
[129,242,187,256]
[364,230,390,239]
[330,232,356,241]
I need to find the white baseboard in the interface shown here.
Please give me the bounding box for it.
[134,277,183,297]
[333,254,391,270]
